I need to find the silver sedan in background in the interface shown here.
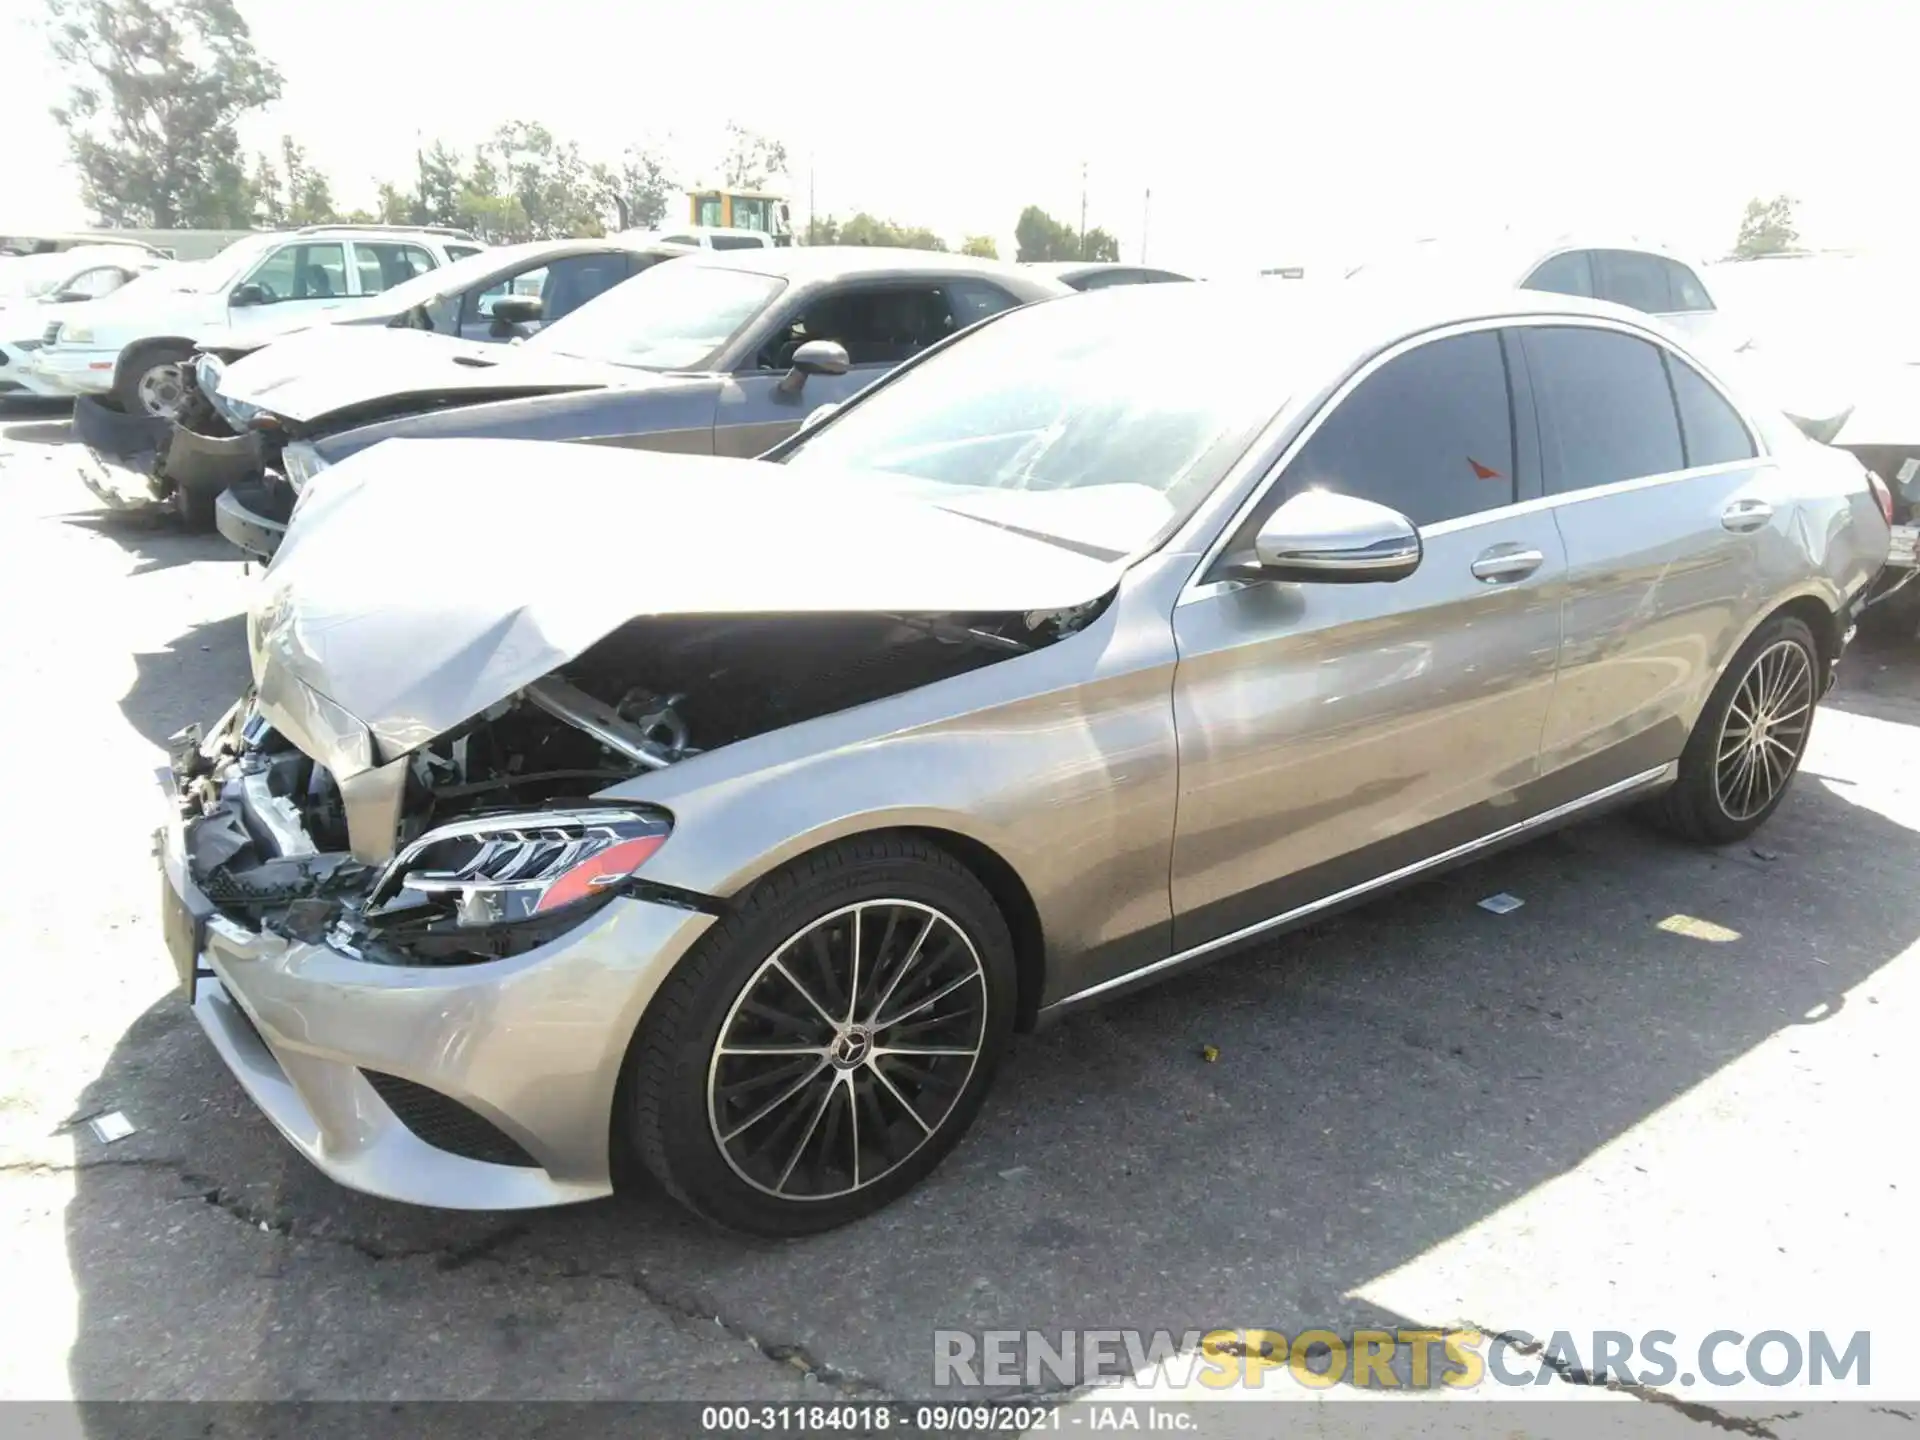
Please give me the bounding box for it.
[158,282,1890,1235]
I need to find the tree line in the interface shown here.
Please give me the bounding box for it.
[43,0,1124,261]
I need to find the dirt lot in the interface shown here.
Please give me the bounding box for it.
[2,404,1916,1436]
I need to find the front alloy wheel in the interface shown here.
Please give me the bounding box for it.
[624,836,1017,1235]
[708,900,987,1201]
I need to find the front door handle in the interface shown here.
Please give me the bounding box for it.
[1722,497,1774,532]
[1470,545,1545,583]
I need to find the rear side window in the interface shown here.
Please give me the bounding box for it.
[446,245,485,261]
[1525,326,1684,493]
[1667,356,1755,466]
[1524,251,1594,298]
[1592,250,1673,314]
[1663,259,1714,312]
[355,242,435,295]
[1282,330,1516,527]
[709,234,766,251]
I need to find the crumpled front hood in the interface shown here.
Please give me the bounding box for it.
[217,327,631,425]
[248,438,1123,773]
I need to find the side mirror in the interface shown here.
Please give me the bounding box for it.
[778,338,850,394]
[230,283,268,307]
[488,295,543,335]
[801,401,841,431]
[1237,489,1422,583]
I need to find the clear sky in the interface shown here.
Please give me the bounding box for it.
[4,0,1916,275]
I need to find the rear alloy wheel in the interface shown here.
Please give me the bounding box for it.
[624,836,1016,1235]
[1649,613,1821,844]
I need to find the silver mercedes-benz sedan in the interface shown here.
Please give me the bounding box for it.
[158,282,1892,1235]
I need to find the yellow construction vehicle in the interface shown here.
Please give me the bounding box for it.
[685,189,793,244]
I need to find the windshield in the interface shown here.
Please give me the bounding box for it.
[780,291,1282,557]
[186,235,281,293]
[527,261,778,370]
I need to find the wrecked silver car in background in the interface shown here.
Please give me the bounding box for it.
[122,239,697,532]
[204,248,1070,562]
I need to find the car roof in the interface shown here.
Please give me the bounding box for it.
[1346,231,1709,284]
[689,245,1074,296]
[1031,276,1703,378]
[1024,260,1187,279]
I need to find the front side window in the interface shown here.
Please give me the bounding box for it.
[465,266,547,326]
[527,262,784,371]
[1525,326,1684,493]
[355,242,435,295]
[1279,330,1517,528]
[1524,250,1594,298]
[709,233,767,251]
[756,284,960,369]
[1592,250,1672,314]
[244,242,348,302]
[538,254,634,321]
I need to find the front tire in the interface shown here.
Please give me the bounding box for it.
[114,342,195,420]
[1651,613,1821,844]
[622,835,1017,1236]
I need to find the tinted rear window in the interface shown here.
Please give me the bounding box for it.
[1526,326,1684,493]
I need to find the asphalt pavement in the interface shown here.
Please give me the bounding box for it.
[1,404,1915,1438]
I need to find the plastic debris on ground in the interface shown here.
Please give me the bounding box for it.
[87,1112,136,1143]
[1200,1044,1221,1063]
[1477,893,1524,915]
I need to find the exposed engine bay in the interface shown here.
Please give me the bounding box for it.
[171,605,1102,964]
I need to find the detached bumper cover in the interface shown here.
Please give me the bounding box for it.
[72,393,168,460]
[157,774,717,1209]
[159,421,266,506]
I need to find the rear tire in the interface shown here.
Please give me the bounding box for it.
[1649,613,1821,844]
[622,835,1017,1236]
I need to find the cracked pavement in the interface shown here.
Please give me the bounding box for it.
[2,405,1917,1435]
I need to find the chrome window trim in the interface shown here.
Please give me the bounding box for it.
[1044,761,1678,1015]
[1176,311,1769,608]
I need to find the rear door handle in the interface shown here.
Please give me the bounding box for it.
[1722,497,1774,532]
[1470,545,1545,583]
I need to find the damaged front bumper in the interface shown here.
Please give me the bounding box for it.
[214,471,293,561]
[157,701,717,1209]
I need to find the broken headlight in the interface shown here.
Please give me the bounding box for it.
[283,441,329,496]
[367,806,671,937]
[195,352,267,431]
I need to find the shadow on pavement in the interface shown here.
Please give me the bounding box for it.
[58,700,1920,1402]
[0,397,74,446]
[59,509,244,578]
[117,614,251,749]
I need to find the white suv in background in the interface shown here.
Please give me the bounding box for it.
[26,225,485,418]
[1345,233,1739,350]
